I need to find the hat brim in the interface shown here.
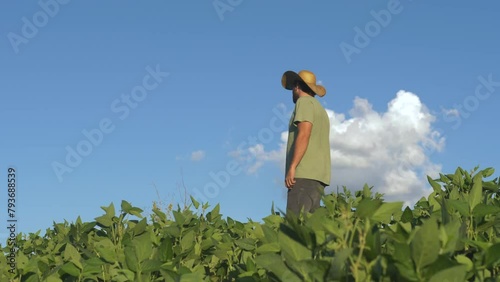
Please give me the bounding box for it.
[281,70,326,97]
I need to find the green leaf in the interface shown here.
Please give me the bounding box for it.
[464,169,472,184]
[153,208,167,222]
[323,195,335,214]
[45,276,63,282]
[362,184,372,198]
[328,248,352,280]
[472,203,500,218]
[477,220,497,233]
[63,243,82,270]
[278,230,311,261]
[300,259,330,281]
[207,204,221,222]
[200,236,215,251]
[164,225,181,237]
[134,232,153,262]
[82,257,104,276]
[179,271,205,282]
[455,255,473,272]
[423,255,458,279]
[355,198,382,219]
[463,239,491,252]
[440,197,451,225]
[82,221,96,233]
[441,219,462,254]
[235,238,256,251]
[95,238,117,263]
[411,218,440,271]
[124,246,139,272]
[181,230,195,252]
[64,243,80,261]
[263,213,284,227]
[101,202,116,217]
[14,251,32,273]
[116,269,136,281]
[439,173,451,184]
[401,206,414,223]
[132,218,148,235]
[94,214,113,228]
[306,207,328,230]
[190,196,200,209]
[469,172,483,211]
[371,201,403,223]
[398,221,412,234]
[323,219,345,239]
[428,265,467,282]
[428,192,441,212]
[121,200,133,213]
[446,199,470,217]
[482,167,495,178]
[245,256,256,272]
[60,262,80,277]
[141,259,162,272]
[452,167,464,188]
[428,176,442,193]
[281,221,315,250]
[256,242,280,253]
[449,186,460,200]
[255,253,302,282]
[485,243,500,267]
[159,237,174,261]
[364,225,381,260]
[261,224,278,243]
[128,207,144,218]
[172,211,186,225]
[483,181,499,192]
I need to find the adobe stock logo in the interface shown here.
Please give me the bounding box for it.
[213,0,243,21]
[7,0,70,54]
[400,73,499,176]
[190,104,290,204]
[339,0,412,64]
[51,65,170,183]
[443,74,500,130]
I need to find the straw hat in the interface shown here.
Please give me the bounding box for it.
[281,70,326,97]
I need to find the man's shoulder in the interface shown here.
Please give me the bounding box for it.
[298,96,315,101]
[297,96,326,110]
[296,96,316,106]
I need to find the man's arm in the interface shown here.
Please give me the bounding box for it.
[285,121,312,188]
[290,121,312,168]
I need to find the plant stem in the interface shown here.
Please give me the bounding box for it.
[348,218,359,248]
[353,220,368,282]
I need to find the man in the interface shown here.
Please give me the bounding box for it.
[281,70,331,215]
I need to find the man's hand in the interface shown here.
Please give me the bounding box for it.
[285,167,296,189]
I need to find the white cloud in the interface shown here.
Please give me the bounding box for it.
[230,90,446,206]
[190,150,206,161]
[230,143,284,175]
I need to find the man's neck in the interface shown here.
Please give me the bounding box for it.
[298,93,314,98]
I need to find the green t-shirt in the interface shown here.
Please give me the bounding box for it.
[286,96,331,186]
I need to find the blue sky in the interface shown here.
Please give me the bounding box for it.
[1,1,499,238]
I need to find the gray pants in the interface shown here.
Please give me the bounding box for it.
[286,178,325,216]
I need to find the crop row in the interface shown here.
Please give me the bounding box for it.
[1,166,499,281]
